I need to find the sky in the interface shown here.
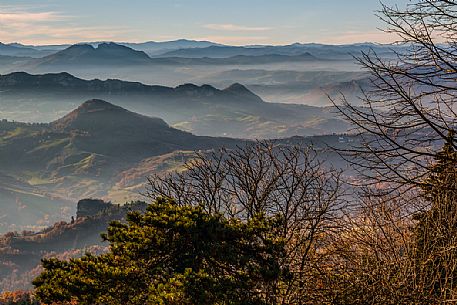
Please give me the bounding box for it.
[0,0,411,46]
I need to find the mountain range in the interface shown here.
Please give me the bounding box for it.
[5,39,222,56]
[0,41,379,108]
[157,43,399,59]
[15,43,319,69]
[121,39,222,55]
[0,40,399,59]
[0,72,350,139]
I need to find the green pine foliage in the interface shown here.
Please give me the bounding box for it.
[33,198,287,305]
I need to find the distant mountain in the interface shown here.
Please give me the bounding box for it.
[0,54,31,67]
[13,39,221,56]
[158,43,400,59]
[7,42,70,51]
[300,78,368,105]
[159,45,269,58]
[0,43,53,58]
[0,72,263,104]
[0,41,401,60]
[0,72,349,139]
[158,53,318,65]
[27,43,151,67]
[122,39,222,55]
[6,39,220,58]
[199,69,369,106]
[19,50,319,70]
[0,71,172,92]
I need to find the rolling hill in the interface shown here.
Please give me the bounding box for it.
[0,132,356,292]
[0,100,239,233]
[0,99,238,173]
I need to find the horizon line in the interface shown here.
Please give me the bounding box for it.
[2,39,396,47]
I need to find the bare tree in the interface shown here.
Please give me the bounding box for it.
[412,140,457,301]
[333,0,457,194]
[317,143,457,304]
[326,1,457,303]
[318,193,434,305]
[146,142,345,303]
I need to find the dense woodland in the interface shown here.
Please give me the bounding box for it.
[2,0,457,304]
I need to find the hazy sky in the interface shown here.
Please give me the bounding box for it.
[0,0,410,45]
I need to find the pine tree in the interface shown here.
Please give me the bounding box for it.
[33,198,286,305]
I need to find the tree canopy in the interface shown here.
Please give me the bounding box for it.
[33,198,287,305]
